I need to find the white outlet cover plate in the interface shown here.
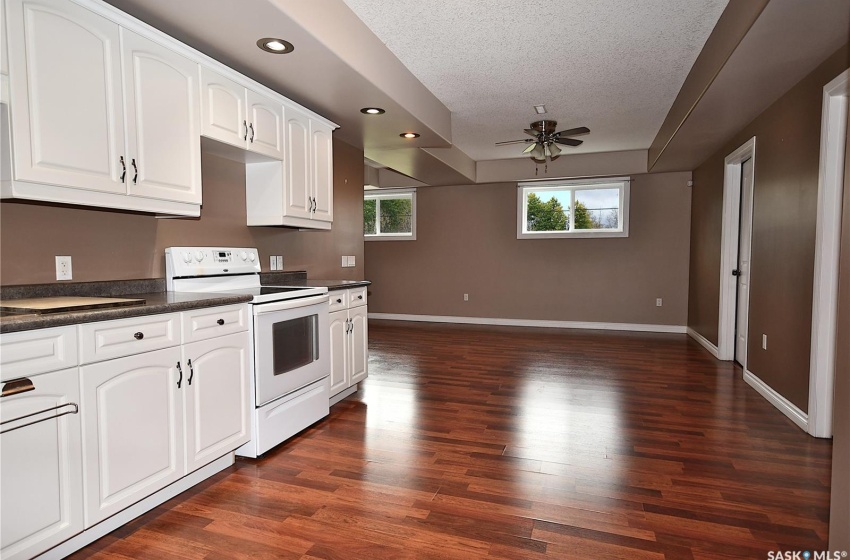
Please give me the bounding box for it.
[55,256,72,280]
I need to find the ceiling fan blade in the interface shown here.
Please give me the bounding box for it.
[554,138,583,147]
[495,139,534,146]
[522,143,537,154]
[524,129,540,138]
[554,126,590,137]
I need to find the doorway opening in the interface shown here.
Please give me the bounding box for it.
[808,68,848,438]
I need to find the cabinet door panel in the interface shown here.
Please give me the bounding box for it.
[200,68,246,149]
[0,367,83,560]
[247,89,283,160]
[8,0,124,193]
[349,307,368,385]
[284,107,312,219]
[122,29,201,204]
[81,347,184,526]
[328,310,348,396]
[311,120,333,222]
[183,332,250,473]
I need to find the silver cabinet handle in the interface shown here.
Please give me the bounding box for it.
[249,123,255,143]
[187,359,194,386]
[120,156,126,183]
[131,158,138,184]
[176,362,183,389]
[0,402,78,435]
[244,120,248,141]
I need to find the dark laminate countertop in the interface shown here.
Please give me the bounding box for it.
[0,291,252,334]
[0,273,369,334]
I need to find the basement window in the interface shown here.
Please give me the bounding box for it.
[517,178,630,239]
[364,189,417,240]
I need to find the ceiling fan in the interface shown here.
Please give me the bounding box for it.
[496,120,590,162]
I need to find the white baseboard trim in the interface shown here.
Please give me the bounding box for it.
[743,370,809,432]
[368,313,688,334]
[686,327,720,358]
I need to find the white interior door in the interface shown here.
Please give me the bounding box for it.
[735,157,755,366]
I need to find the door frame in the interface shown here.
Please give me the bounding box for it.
[718,137,756,363]
[807,69,848,438]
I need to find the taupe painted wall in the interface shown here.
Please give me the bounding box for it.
[364,172,691,325]
[0,139,365,284]
[828,69,850,551]
[687,46,849,412]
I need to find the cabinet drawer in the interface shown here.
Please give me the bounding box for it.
[348,287,367,308]
[182,304,248,343]
[79,314,179,364]
[0,326,78,381]
[328,290,347,312]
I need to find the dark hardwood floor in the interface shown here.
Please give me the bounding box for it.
[71,321,832,559]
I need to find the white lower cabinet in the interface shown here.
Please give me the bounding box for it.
[0,305,252,557]
[0,367,84,560]
[329,289,368,400]
[183,331,251,473]
[80,346,185,526]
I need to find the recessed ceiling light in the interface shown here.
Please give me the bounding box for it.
[257,38,294,54]
[361,107,386,115]
[400,132,420,139]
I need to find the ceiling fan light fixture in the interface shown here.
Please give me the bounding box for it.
[549,143,562,158]
[530,144,545,160]
[522,143,536,154]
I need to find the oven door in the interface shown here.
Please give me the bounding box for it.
[253,295,329,407]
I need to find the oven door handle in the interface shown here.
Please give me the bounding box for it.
[252,294,329,315]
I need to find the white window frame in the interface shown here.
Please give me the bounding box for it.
[517,177,630,239]
[364,188,417,241]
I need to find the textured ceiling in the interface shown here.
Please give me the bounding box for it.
[342,0,728,161]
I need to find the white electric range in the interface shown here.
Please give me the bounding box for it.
[165,247,330,457]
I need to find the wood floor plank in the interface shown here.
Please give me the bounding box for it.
[68,322,832,559]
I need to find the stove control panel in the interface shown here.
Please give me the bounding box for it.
[165,247,261,285]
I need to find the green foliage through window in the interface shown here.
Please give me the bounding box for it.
[364,192,415,237]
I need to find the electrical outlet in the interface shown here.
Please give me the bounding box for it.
[463,293,469,301]
[656,298,663,307]
[762,334,768,350]
[55,256,72,280]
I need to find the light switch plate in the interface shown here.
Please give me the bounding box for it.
[270,256,277,271]
[348,255,356,267]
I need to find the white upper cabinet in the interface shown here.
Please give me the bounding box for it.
[311,119,334,223]
[246,89,284,160]
[3,0,336,221]
[200,68,283,160]
[285,106,312,220]
[245,104,335,229]
[4,0,201,215]
[200,69,246,149]
[7,0,125,194]
[122,29,201,204]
